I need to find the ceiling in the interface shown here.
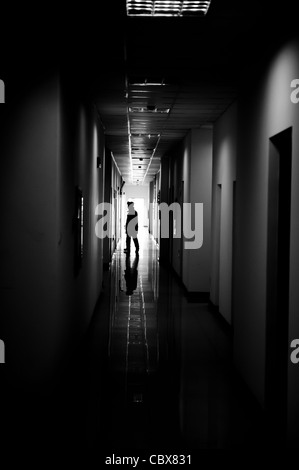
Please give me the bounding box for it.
[93,1,291,186]
[89,1,275,185]
[3,1,289,187]
[92,0,248,185]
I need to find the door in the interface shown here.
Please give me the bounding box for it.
[265,127,292,442]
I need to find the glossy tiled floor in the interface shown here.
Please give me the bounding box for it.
[69,228,268,454]
[0,228,278,464]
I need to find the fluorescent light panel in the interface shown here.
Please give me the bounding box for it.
[129,106,170,113]
[127,0,212,17]
[130,133,160,137]
[129,78,166,86]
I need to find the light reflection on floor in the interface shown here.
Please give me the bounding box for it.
[79,228,266,451]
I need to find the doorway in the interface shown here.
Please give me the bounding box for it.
[131,198,145,228]
[231,180,236,331]
[265,127,292,442]
[214,183,222,307]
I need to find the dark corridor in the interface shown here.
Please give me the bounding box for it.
[52,231,269,455]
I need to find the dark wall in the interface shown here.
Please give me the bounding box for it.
[212,37,299,445]
[160,130,212,293]
[0,72,106,402]
[211,102,237,324]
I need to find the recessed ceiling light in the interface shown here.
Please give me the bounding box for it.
[129,106,170,113]
[129,78,167,86]
[131,133,160,138]
[126,0,212,17]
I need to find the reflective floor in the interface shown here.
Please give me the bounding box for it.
[67,228,268,454]
[0,229,280,463]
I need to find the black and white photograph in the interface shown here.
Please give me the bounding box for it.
[1,0,299,465]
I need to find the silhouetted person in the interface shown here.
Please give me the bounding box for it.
[124,255,139,295]
[124,201,139,254]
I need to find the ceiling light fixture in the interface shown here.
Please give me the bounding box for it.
[129,106,170,113]
[129,78,167,86]
[130,133,160,138]
[126,0,212,17]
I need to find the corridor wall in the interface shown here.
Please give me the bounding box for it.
[0,72,106,404]
[165,129,212,294]
[0,76,62,391]
[149,173,160,245]
[183,128,212,294]
[210,102,237,325]
[59,79,105,365]
[223,37,299,445]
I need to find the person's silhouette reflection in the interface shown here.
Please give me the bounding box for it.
[124,254,139,296]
